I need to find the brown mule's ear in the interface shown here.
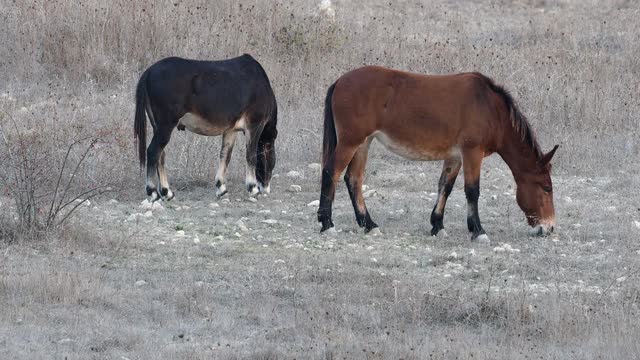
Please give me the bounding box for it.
[539,145,559,166]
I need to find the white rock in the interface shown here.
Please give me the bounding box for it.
[209,203,219,209]
[634,221,640,229]
[368,228,382,236]
[275,259,285,264]
[288,184,302,193]
[135,280,147,286]
[307,200,320,207]
[193,238,200,244]
[286,170,302,178]
[371,257,378,263]
[143,210,153,218]
[234,232,242,238]
[563,196,573,203]
[175,230,186,236]
[109,199,118,204]
[247,197,258,203]
[262,219,278,225]
[152,201,164,210]
[308,163,321,170]
[363,189,377,198]
[139,199,152,209]
[236,220,249,232]
[449,251,458,259]
[616,276,627,283]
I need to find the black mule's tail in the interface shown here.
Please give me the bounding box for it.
[134,69,150,168]
[322,82,337,167]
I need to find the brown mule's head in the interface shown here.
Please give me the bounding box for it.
[515,145,559,236]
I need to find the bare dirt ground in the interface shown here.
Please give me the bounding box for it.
[2,153,639,359]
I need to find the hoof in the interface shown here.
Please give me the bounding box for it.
[247,184,259,196]
[260,184,271,194]
[216,184,228,198]
[430,226,444,237]
[367,227,382,236]
[149,190,161,203]
[162,189,174,201]
[322,227,337,235]
[473,233,491,244]
[433,229,448,238]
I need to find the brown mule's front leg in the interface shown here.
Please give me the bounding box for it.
[462,148,489,241]
[430,156,462,236]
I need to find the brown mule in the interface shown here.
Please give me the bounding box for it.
[317,66,558,240]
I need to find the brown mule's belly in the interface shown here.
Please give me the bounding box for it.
[372,130,459,161]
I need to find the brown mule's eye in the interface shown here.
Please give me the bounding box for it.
[541,185,552,193]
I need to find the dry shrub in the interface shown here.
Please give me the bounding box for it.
[0,111,110,241]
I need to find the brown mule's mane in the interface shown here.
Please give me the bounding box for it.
[474,73,543,160]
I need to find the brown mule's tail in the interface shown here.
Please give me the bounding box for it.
[322,81,337,167]
[134,69,150,169]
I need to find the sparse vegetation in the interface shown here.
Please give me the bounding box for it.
[0,0,639,359]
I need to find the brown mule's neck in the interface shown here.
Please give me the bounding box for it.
[497,123,541,182]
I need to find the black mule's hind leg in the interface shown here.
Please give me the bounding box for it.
[146,114,176,201]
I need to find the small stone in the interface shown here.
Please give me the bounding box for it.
[234,232,242,238]
[288,184,302,193]
[262,219,278,225]
[307,200,320,207]
[371,257,378,263]
[193,238,200,244]
[135,280,147,286]
[634,221,640,229]
[209,203,219,209]
[109,199,118,204]
[236,220,249,232]
[176,230,186,236]
[286,170,302,178]
[152,201,164,210]
[563,196,573,203]
[247,197,258,203]
[143,210,153,218]
[275,259,285,264]
[308,163,321,170]
[363,190,376,198]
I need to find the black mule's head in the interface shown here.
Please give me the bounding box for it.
[256,125,277,194]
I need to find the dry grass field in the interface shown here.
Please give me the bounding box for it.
[1,0,639,359]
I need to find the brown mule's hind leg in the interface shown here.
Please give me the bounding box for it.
[430,156,462,236]
[462,147,488,241]
[344,139,378,233]
[318,143,359,232]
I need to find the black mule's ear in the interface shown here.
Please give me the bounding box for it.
[540,144,559,166]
